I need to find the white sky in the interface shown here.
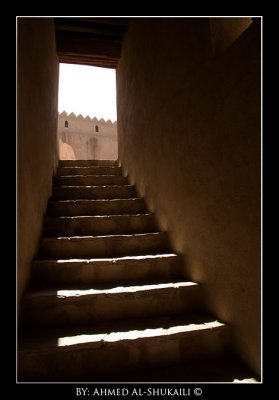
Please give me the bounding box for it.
[58,63,117,122]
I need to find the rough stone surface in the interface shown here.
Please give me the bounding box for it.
[54,174,128,186]
[52,185,137,200]
[47,198,146,216]
[22,282,203,327]
[57,166,122,176]
[40,232,170,258]
[43,214,157,236]
[60,159,117,167]
[32,254,183,285]
[18,159,252,382]
[18,314,230,382]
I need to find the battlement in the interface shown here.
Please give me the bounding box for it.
[59,111,117,125]
[58,111,118,160]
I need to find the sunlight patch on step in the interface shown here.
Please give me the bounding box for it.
[55,232,162,240]
[60,185,133,190]
[55,254,178,263]
[55,198,142,203]
[106,321,224,342]
[58,333,106,346]
[56,281,197,297]
[57,320,224,347]
[53,214,151,220]
[233,378,258,383]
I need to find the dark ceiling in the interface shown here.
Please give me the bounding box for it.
[54,18,130,68]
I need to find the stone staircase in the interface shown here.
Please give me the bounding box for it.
[18,160,256,382]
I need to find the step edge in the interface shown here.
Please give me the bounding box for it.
[48,198,144,204]
[41,232,167,240]
[44,214,154,220]
[24,281,199,298]
[33,253,181,264]
[19,321,227,353]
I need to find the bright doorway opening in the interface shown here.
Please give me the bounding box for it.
[58,63,118,160]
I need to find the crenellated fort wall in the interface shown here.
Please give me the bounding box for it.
[58,111,118,160]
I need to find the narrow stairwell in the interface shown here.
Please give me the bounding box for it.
[18,160,256,382]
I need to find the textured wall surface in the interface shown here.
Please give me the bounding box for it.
[210,17,252,54]
[18,18,59,310]
[117,18,261,374]
[57,113,118,160]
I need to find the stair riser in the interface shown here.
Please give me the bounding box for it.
[54,175,128,187]
[22,285,203,327]
[40,233,169,258]
[18,326,228,382]
[52,186,137,200]
[47,199,146,217]
[18,159,233,384]
[43,215,156,236]
[57,167,122,176]
[59,160,118,167]
[32,256,183,286]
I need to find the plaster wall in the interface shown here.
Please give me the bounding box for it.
[117,18,261,374]
[18,18,59,308]
[58,113,118,160]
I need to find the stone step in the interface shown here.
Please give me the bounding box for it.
[122,358,258,383]
[59,160,118,167]
[54,175,128,187]
[32,254,183,286]
[47,198,147,217]
[57,166,122,176]
[40,232,170,258]
[18,313,228,381]
[43,214,157,236]
[52,185,137,200]
[22,282,203,327]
